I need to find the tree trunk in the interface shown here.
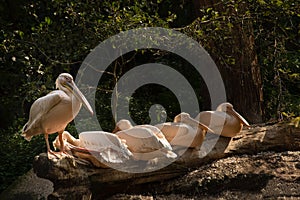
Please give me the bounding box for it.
[192,0,263,123]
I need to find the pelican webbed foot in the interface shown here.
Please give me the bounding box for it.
[47,149,73,159]
[47,150,61,159]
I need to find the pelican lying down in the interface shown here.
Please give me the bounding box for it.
[113,119,177,162]
[155,112,213,148]
[195,102,250,137]
[53,131,132,167]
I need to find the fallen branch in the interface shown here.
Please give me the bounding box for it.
[33,123,300,199]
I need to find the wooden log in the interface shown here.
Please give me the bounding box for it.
[177,123,300,166]
[33,123,300,199]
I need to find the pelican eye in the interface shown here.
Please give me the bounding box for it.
[64,76,72,82]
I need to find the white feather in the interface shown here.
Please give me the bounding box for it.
[79,131,132,163]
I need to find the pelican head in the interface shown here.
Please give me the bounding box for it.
[173,112,190,123]
[112,119,133,133]
[217,102,250,126]
[216,102,234,112]
[174,112,214,132]
[56,73,93,115]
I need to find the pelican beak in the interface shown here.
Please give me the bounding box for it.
[190,117,214,133]
[180,115,215,133]
[112,126,120,133]
[230,108,250,126]
[65,81,94,116]
[198,122,214,133]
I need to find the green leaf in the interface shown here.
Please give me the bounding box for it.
[227,22,234,29]
[258,0,266,5]
[45,17,52,25]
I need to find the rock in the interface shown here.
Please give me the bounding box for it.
[32,123,300,199]
[33,153,92,200]
[0,169,53,200]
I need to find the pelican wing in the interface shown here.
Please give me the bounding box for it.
[156,122,198,147]
[30,91,64,119]
[196,111,227,135]
[139,124,172,150]
[116,128,163,153]
[79,131,132,163]
[21,91,64,140]
[155,123,190,139]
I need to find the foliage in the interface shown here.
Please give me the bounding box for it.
[0,119,44,192]
[181,0,300,121]
[251,0,300,120]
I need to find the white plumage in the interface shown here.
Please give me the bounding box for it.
[113,119,177,161]
[195,102,250,137]
[79,131,132,163]
[53,131,132,166]
[22,73,93,158]
[156,112,212,148]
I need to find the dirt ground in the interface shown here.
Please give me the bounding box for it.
[108,151,300,199]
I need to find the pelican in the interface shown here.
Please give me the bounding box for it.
[195,102,250,137]
[155,112,213,148]
[21,73,93,158]
[53,131,132,167]
[112,119,177,162]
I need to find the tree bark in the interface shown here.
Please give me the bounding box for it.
[33,123,299,199]
[192,0,263,123]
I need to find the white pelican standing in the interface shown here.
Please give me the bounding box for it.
[112,119,177,162]
[195,102,250,137]
[21,73,93,158]
[53,131,132,167]
[155,112,213,148]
